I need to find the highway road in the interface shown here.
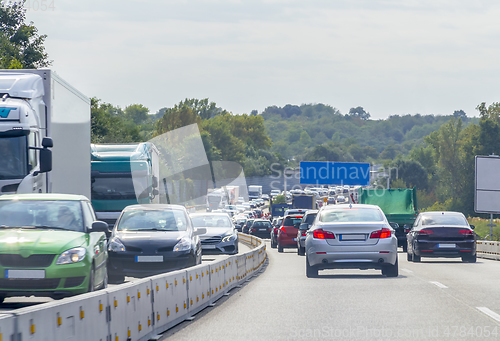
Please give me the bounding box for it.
[0,242,253,312]
[161,241,500,341]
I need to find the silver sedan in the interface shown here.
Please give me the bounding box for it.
[305,204,398,277]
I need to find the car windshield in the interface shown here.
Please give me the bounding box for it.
[117,209,188,231]
[0,200,84,232]
[421,214,468,226]
[319,207,385,223]
[191,215,232,228]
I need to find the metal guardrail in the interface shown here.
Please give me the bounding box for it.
[0,233,266,341]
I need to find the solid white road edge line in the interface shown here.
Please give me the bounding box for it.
[477,307,500,322]
[429,281,448,289]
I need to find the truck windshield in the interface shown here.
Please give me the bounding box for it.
[0,200,84,232]
[0,136,28,179]
[91,176,147,200]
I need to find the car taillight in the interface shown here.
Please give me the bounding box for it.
[418,229,434,236]
[370,228,392,239]
[250,228,256,232]
[459,229,474,236]
[313,229,335,239]
[301,231,307,236]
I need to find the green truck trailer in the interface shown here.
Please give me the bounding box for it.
[90,143,160,226]
[358,188,418,251]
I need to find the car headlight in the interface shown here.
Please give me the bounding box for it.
[222,234,236,243]
[173,237,191,252]
[108,237,126,252]
[56,247,86,265]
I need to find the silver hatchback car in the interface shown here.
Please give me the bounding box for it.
[305,204,398,277]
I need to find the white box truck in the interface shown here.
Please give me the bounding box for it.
[0,69,91,197]
[248,185,262,200]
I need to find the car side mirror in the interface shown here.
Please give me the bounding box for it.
[469,225,475,230]
[194,228,207,236]
[91,221,111,233]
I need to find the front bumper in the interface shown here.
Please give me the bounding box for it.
[108,251,196,277]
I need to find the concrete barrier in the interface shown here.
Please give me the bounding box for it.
[477,240,500,261]
[0,236,267,341]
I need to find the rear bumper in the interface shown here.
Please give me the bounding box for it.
[414,240,476,257]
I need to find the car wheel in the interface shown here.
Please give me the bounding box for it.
[412,246,421,262]
[278,244,283,253]
[384,257,398,277]
[88,265,95,292]
[270,239,276,248]
[306,255,318,278]
[402,243,408,252]
[407,249,413,261]
[462,254,477,263]
[298,247,305,256]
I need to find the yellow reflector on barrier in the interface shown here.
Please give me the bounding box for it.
[156,285,159,292]
[176,306,179,313]
[114,300,118,307]
[167,283,169,288]
[167,309,170,316]
[139,324,141,332]
[157,314,160,321]
[80,309,84,319]
[183,278,186,284]
[99,303,103,312]
[30,323,35,334]
[147,289,150,295]
[148,318,151,326]
[138,291,141,299]
[190,299,193,305]
[184,303,186,309]
[197,297,199,302]
[128,329,131,337]
[196,274,199,279]
[116,335,119,341]
[127,296,130,303]
[175,280,177,286]
[57,317,62,326]
[190,276,192,281]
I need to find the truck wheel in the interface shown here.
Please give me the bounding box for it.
[306,255,318,278]
[278,244,283,253]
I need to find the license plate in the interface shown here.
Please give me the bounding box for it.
[438,243,456,248]
[202,245,216,249]
[5,269,45,279]
[135,256,163,262]
[259,229,268,231]
[340,234,365,241]
[293,238,297,241]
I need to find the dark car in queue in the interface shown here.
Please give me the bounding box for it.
[107,204,204,282]
[242,218,255,234]
[190,213,238,254]
[249,219,273,239]
[270,217,283,248]
[389,222,409,252]
[297,210,318,256]
[305,204,398,278]
[406,211,476,263]
[277,214,304,252]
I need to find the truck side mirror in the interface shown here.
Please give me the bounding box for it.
[38,148,52,174]
[42,137,53,148]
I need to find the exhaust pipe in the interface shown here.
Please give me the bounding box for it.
[378,258,384,263]
[322,259,328,264]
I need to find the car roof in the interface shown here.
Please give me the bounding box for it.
[190,212,231,218]
[0,193,89,201]
[320,204,380,210]
[419,211,464,216]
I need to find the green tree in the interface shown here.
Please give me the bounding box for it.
[124,104,149,125]
[0,1,51,68]
[348,106,371,120]
[91,98,141,143]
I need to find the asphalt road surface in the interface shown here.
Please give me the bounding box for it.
[160,242,500,341]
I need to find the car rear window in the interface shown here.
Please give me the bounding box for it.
[283,217,303,226]
[421,214,467,226]
[253,221,272,228]
[303,213,317,224]
[319,208,385,223]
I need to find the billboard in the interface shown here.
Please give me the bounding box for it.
[475,155,500,214]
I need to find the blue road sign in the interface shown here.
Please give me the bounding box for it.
[300,161,370,186]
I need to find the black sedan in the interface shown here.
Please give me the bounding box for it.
[407,211,476,263]
[107,204,204,282]
[190,213,239,254]
[248,219,273,239]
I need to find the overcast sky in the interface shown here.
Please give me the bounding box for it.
[25,0,500,119]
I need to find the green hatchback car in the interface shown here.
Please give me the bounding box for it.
[0,193,109,302]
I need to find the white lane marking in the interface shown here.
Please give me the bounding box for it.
[477,307,500,322]
[429,281,448,289]
[401,268,413,273]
